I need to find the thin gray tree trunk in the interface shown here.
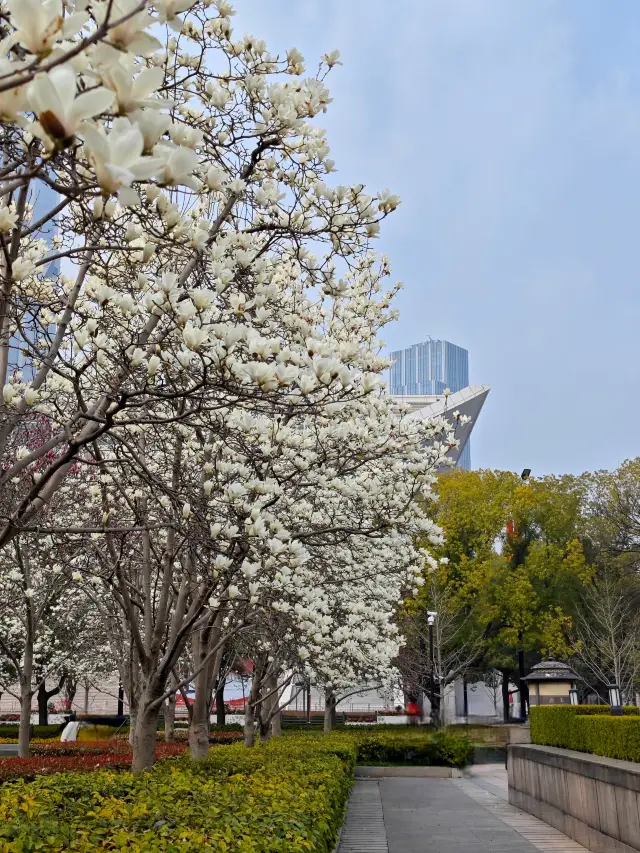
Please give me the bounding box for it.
[164,679,176,742]
[18,684,32,758]
[324,687,336,733]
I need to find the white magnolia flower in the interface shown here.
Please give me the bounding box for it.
[182,502,191,519]
[92,0,162,56]
[7,0,88,56]
[377,188,401,213]
[24,588,34,598]
[72,571,82,582]
[12,258,35,281]
[153,143,200,190]
[182,324,209,351]
[23,387,39,406]
[81,119,164,206]
[0,207,17,232]
[0,58,28,120]
[155,0,194,30]
[28,67,115,143]
[133,109,173,151]
[101,63,168,114]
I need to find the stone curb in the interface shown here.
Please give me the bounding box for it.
[355,764,461,778]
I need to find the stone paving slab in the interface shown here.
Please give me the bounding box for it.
[380,776,541,853]
[338,772,588,853]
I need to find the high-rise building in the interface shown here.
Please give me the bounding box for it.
[389,338,483,470]
[9,183,59,376]
[389,338,469,397]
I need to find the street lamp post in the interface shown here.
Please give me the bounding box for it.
[427,611,437,726]
[517,468,531,722]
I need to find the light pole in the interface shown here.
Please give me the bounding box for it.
[427,611,438,726]
[517,468,531,722]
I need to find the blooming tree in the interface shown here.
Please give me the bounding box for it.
[0,0,461,770]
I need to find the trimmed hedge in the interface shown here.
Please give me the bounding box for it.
[530,705,640,760]
[0,735,356,853]
[354,729,473,767]
[0,724,62,740]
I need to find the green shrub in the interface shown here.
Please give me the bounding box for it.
[577,716,640,762]
[530,705,640,760]
[0,724,63,741]
[0,735,356,853]
[352,729,473,767]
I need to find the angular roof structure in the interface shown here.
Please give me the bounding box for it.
[391,385,490,468]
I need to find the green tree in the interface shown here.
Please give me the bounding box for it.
[421,469,593,721]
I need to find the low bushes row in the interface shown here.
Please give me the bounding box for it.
[0,724,63,740]
[354,729,474,767]
[0,735,356,852]
[530,705,640,761]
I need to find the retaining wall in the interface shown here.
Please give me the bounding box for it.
[508,743,640,852]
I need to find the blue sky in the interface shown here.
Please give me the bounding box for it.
[236,1,640,476]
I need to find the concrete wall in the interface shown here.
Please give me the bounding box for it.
[508,743,640,853]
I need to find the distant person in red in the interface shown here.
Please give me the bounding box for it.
[405,700,420,725]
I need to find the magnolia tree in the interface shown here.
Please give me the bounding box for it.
[0,528,100,755]
[0,0,460,771]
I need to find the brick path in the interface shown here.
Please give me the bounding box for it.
[338,768,588,853]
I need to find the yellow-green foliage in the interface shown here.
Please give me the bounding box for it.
[76,724,118,743]
[0,735,356,853]
[530,705,640,758]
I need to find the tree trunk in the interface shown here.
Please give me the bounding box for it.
[164,679,177,742]
[244,700,256,747]
[271,709,282,737]
[189,641,215,761]
[36,674,66,726]
[258,710,270,744]
[37,683,49,726]
[131,686,163,775]
[18,686,32,758]
[324,687,336,733]
[501,670,511,723]
[83,681,90,714]
[128,710,137,746]
[215,678,226,727]
[518,649,528,721]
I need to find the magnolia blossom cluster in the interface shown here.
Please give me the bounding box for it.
[0,0,458,755]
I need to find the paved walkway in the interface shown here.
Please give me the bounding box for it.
[338,766,587,853]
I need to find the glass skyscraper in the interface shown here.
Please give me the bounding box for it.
[9,183,59,376]
[389,338,472,468]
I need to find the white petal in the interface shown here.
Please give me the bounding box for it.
[128,156,165,180]
[80,124,109,160]
[131,66,164,99]
[118,186,141,206]
[48,66,77,119]
[70,87,115,123]
[112,127,144,164]
[61,10,89,37]
[127,32,163,56]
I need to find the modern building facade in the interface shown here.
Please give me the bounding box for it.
[9,183,59,376]
[393,385,489,471]
[389,338,476,468]
[389,338,469,397]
